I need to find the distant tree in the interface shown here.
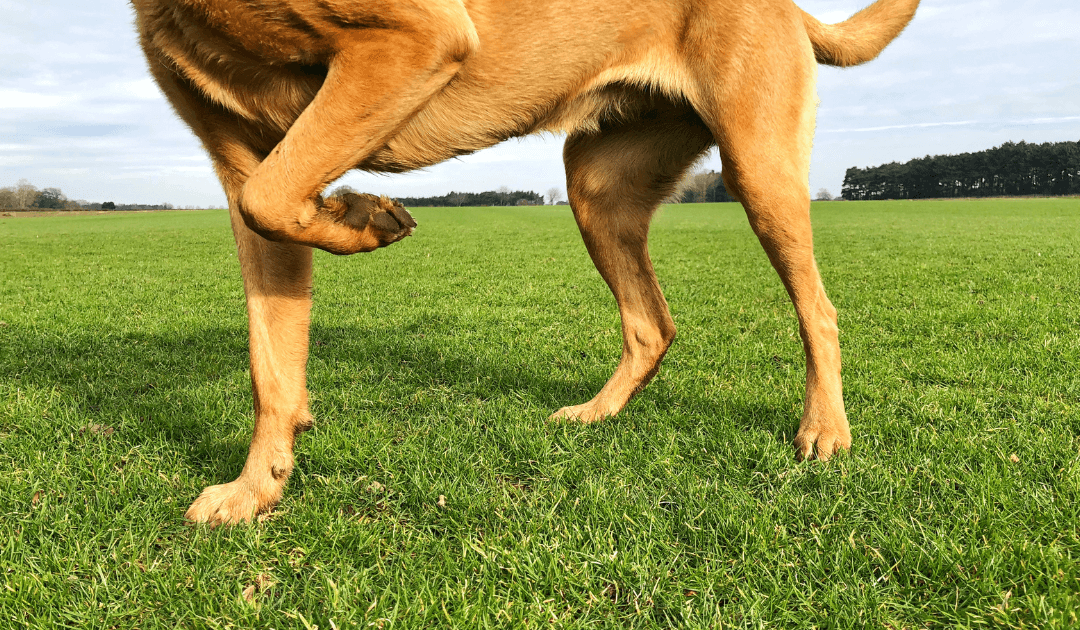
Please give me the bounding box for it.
[102,201,116,210]
[688,168,720,203]
[33,187,67,209]
[705,174,734,202]
[14,179,38,209]
[815,188,834,201]
[327,185,358,198]
[671,167,733,203]
[545,187,564,205]
[395,189,543,207]
[842,140,1080,200]
[0,187,15,209]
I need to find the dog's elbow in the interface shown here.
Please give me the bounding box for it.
[439,19,479,66]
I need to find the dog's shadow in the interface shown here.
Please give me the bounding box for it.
[306,318,800,431]
[5,315,799,476]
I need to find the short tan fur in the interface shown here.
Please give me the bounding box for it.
[132,0,920,525]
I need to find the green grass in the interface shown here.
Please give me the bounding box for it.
[1,198,1078,628]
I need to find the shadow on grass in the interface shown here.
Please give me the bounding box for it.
[308,321,801,439]
[2,315,801,477]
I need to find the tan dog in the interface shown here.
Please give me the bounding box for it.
[133,0,919,525]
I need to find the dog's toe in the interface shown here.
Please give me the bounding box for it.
[550,403,611,424]
[185,479,279,527]
[794,425,851,462]
[337,193,415,249]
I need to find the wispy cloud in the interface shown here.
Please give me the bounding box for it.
[821,116,1080,134]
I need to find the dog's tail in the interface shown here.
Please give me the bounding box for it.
[801,0,920,67]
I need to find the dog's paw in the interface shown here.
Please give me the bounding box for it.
[793,421,852,462]
[550,402,612,424]
[184,479,280,527]
[322,193,415,254]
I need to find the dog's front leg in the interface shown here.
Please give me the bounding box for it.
[235,5,477,255]
[138,50,316,525]
[185,202,314,525]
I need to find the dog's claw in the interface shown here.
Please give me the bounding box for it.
[336,193,415,251]
[308,193,415,255]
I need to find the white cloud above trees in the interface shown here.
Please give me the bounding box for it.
[0,0,1076,206]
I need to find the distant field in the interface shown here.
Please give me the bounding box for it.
[1,198,1078,628]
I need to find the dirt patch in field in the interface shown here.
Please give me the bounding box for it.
[1,210,113,218]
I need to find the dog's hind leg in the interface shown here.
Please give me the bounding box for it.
[694,15,851,460]
[552,105,713,423]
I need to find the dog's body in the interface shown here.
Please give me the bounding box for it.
[133,0,919,524]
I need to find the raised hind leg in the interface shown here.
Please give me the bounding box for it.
[693,7,851,460]
[552,103,713,422]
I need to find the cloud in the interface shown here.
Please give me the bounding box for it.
[1,0,1077,205]
[803,0,1080,194]
[820,116,1080,134]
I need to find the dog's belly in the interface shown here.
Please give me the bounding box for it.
[362,57,693,173]
[357,2,693,173]
[361,79,668,173]
[360,74,593,173]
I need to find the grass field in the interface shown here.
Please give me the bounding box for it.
[1,198,1078,628]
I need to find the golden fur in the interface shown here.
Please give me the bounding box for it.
[132,0,920,525]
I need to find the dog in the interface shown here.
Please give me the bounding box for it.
[132,0,920,525]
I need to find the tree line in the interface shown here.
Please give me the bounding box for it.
[670,167,736,203]
[2,180,564,212]
[842,140,1080,200]
[394,188,544,207]
[0,179,185,211]
[328,185,557,207]
[0,180,78,209]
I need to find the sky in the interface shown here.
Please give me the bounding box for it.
[1,0,1077,207]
